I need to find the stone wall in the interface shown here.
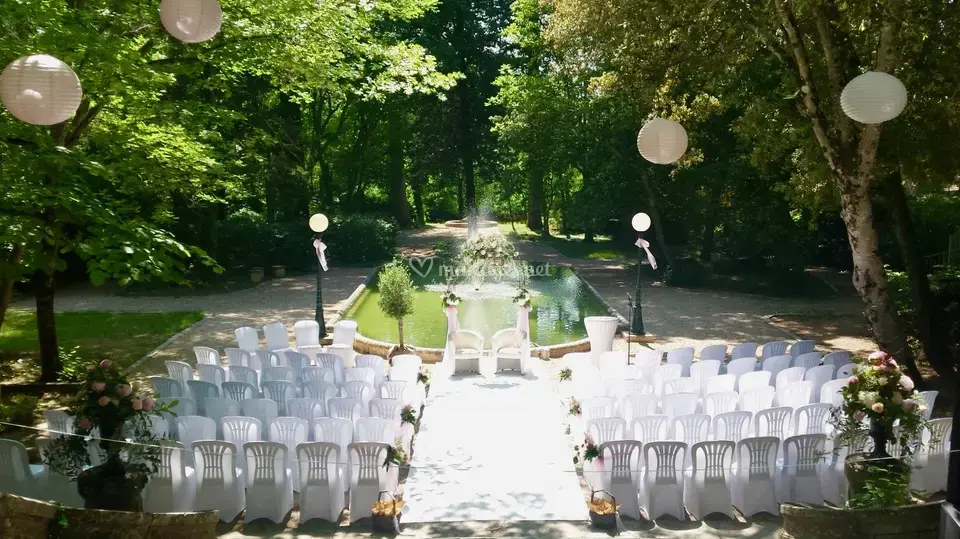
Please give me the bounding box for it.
[0,493,219,539]
[779,502,942,539]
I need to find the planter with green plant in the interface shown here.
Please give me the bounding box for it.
[377,261,416,357]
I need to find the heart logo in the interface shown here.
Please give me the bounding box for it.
[407,256,434,278]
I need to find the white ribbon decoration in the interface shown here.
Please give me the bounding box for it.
[634,237,658,270]
[313,238,328,272]
[444,305,459,333]
[516,304,530,336]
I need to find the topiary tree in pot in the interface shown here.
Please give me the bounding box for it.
[377,261,415,358]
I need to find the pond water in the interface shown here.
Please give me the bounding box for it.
[343,262,612,348]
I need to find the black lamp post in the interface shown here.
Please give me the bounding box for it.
[631,212,652,336]
[309,213,329,338]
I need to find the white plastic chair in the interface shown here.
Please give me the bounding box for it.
[285,350,313,384]
[632,348,663,368]
[915,417,952,493]
[344,367,376,386]
[197,363,227,390]
[192,440,246,522]
[348,442,391,521]
[596,440,643,520]
[264,322,292,351]
[793,403,832,435]
[711,411,751,443]
[204,398,241,437]
[662,378,697,396]
[297,442,345,524]
[730,342,758,360]
[258,350,286,369]
[920,390,938,420]
[32,437,82,506]
[580,397,617,423]
[793,352,823,371]
[587,417,626,445]
[775,382,812,409]
[761,355,792,384]
[303,380,339,403]
[327,398,365,421]
[294,320,322,352]
[779,434,826,504]
[332,320,358,347]
[725,357,757,387]
[229,364,260,389]
[655,363,683,387]
[448,329,484,374]
[193,346,220,366]
[665,347,695,377]
[835,362,856,379]
[738,371,772,393]
[671,414,710,465]
[689,360,721,396]
[147,414,170,439]
[339,381,375,408]
[661,393,698,419]
[822,351,852,370]
[380,380,411,402]
[699,344,727,362]
[370,398,403,426]
[221,381,258,402]
[261,380,298,415]
[732,436,780,516]
[175,415,216,467]
[760,341,788,361]
[150,377,184,398]
[269,417,309,491]
[640,441,687,520]
[356,354,387,388]
[287,399,327,436]
[314,417,354,486]
[187,380,220,416]
[819,379,847,406]
[702,391,738,416]
[355,417,398,444]
[631,415,668,442]
[155,397,197,436]
[42,410,73,439]
[303,366,337,385]
[222,416,262,455]
[317,353,345,384]
[789,340,816,358]
[262,366,295,385]
[242,398,279,433]
[244,441,294,523]
[165,360,194,392]
[753,406,793,440]
[388,361,425,408]
[392,354,423,372]
[684,440,735,520]
[226,347,260,371]
[804,365,835,401]
[492,328,530,374]
[775,366,806,390]
[623,379,657,398]
[142,440,197,513]
[738,387,775,415]
[705,374,736,394]
[620,395,660,424]
[235,326,260,351]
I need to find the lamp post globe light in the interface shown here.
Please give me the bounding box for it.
[631,212,652,336]
[309,213,329,338]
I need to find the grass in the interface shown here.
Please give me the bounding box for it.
[498,222,633,261]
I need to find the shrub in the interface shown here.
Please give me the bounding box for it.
[377,262,415,348]
[665,258,712,287]
[0,395,39,432]
[325,214,399,264]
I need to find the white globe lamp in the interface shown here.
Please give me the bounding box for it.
[0,55,82,126]
[840,71,907,124]
[159,0,222,44]
[309,213,329,233]
[632,212,651,232]
[637,118,688,164]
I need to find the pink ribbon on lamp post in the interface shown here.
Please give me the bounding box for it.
[634,237,658,270]
[313,238,329,271]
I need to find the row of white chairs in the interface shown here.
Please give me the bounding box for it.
[229,320,357,360]
[621,340,834,376]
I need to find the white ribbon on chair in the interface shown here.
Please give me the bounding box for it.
[312,238,328,271]
[634,237,658,270]
[444,305,459,334]
[516,304,530,336]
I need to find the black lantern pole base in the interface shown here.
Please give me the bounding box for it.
[316,262,327,339]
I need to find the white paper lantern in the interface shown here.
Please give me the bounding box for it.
[0,55,82,126]
[159,0,222,44]
[309,213,329,233]
[637,118,688,164]
[840,71,907,124]
[631,212,651,232]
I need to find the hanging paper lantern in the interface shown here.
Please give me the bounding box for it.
[159,0,222,43]
[0,55,82,126]
[840,71,907,124]
[636,118,688,164]
[631,212,651,232]
[309,213,329,233]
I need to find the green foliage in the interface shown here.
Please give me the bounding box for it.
[558,368,572,382]
[400,404,418,425]
[846,464,913,509]
[325,215,399,265]
[0,395,39,433]
[377,262,415,322]
[665,258,713,287]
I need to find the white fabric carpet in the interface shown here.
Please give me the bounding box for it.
[402,365,589,522]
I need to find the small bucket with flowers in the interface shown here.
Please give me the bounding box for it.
[371,490,405,533]
[587,490,620,530]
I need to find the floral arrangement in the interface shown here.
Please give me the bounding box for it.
[828,351,927,458]
[461,233,518,263]
[568,397,581,416]
[513,288,531,307]
[558,368,572,382]
[575,435,601,463]
[417,368,430,386]
[372,496,405,516]
[382,439,408,468]
[441,289,461,308]
[401,404,417,425]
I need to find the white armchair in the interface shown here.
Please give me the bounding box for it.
[491,328,529,374]
[447,330,484,374]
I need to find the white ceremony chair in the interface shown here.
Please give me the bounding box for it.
[793,352,823,371]
[340,381,375,408]
[297,442,345,524]
[193,346,220,366]
[314,417,354,484]
[655,364,683,387]
[204,398,241,437]
[730,342,758,360]
[725,357,757,388]
[242,398,279,433]
[790,340,816,358]
[835,362,856,379]
[732,436,780,516]
[671,414,710,465]
[711,411,751,443]
[702,391,738,416]
[355,417,398,445]
[327,397,365,421]
[380,379,411,403]
[915,417,952,493]
[147,414,170,439]
[775,366,806,390]
[583,316,618,365]
[392,353,423,373]
[580,397,617,423]
[261,380,298,415]
[448,329,484,374]
[317,353,345,384]
[244,441,294,523]
[269,417,309,491]
[264,322,292,351]
[761,355,792,384]
[779,434,827,504]
[738,371,772,394]
[230,364,260,390]
[303,380,339,402]
[822,351,852,370]
[662,378,697,396]
[165,360,194,392]
[920,390,938,420]
[285,350,313,384]
[302,366,337,385]
[142,441,197,513]
[235,326,260,351]
[294,320,322,354]
[804,365,835,401]
[257,349,286,369]
[222,416,262,456]
[620,395,660,424]
[623,379,657,398]
[344,367,376,386]
[492,328,530,374]
[42,410,73,439]
[288,399,326,436]
[775,381,812,409]
[705,374,736,395]
[226,347,261,372]
[760,340,788,361]
[597,440,643,520]
[599,350,629,376]
[155,397,197,436]
[819,379,847,406]
[587,417,626,445]
[331,318,358,345]
[389,364,425,408]
[666,347,695,377]
[641,441,687,521]
[32,437,82,507]
[661,393,698,419]
[348,442,391,521]
[192,440,246,522]
[262,366,295,385]
[631,415,668,443]
[753,407,793,440]
[699,344,727,363]
[176,416,216,467]
[197,363,227,391]
[793,403,832,435]
[187,380,220,416]
[221,381,258,402]
[684,440,736,520]
[356,355,387,387]
[370,398,404,426]
[738,387,775,415]
[690,360,721,396]
[632,348,663,368]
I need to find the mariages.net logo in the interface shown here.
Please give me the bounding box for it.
[404,256,556,279]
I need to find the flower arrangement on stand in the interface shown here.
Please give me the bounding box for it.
[461,233,518,285]
[513,288,531,307]
[558,368,572,382]
[441,289,461,308]
[568,397,582,417]
[573,435,601,465]
[828,351,928,508]
[400,404,418,426]
[43,360,168,511]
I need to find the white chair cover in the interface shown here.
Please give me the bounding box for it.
[730,342,758,360]
[684,440,735,519]
[294,320,322,348]
[244,441,294,523]
[42,410,73,439]
[204,398,241,438]
[595,440,643,520]
[704,374,736,395]
[235,326,260,352]
[241,399,279,432]
[297,442,345,524]
[261,380,297,415]
[775,367,806,390]
[641,441,687,520]
[631,415,668,442]
[701,391,738,416]
[314,417,353,489]
[302,380,339,403]
[142,441,197,513]
[761,355,792,384]
[779,434,826,504]
[269,417,309,491]
[760,341,788,360]
[197,364,227,390]
[620,395,659,425]
[348,442,391,521]
[699,344,727,362]
[738,371,772,394]
[775,382,812,409]
[711,411,751,443]
[665,347,695,377]
[732,436,780,515]
[738,387,775,415]
[187,380,220,416]
[804,365,835,401]
[793,403,833,435]
[327,398,365,422]
[356,354,387,388]
[175,416,216,467]
[263,322,291,351]
[793,352,823,371]
[790,340,816,358]
[192,440,246,522]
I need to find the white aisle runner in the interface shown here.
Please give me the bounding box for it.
[402,372,589,522]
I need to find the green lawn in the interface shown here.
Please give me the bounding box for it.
[498,222,633,261]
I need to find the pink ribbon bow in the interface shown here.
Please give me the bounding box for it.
[313,238,328,271]
[634,237,658,270]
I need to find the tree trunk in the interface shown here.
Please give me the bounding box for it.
[0,243,24,332]
[456,78,476,212]
[33,269,61,382]
[950,399,960,506]
[527,161,545,232]
[387,105,411,227]
[456,171,464,216]
[882,172,955,382]
[640,172,675,268]
[700,178,723,263]
[320,159,334,207]
[412,173,425,226]
[397,319,405,350]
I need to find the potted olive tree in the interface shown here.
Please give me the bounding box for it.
[377,261,415,358]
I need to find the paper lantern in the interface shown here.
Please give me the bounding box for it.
[637,118,688,164]
[631,212,651,232]
[159,0,222,43]
[309,213,329,233]
[840,71,907,124]
[0,55,82,126]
